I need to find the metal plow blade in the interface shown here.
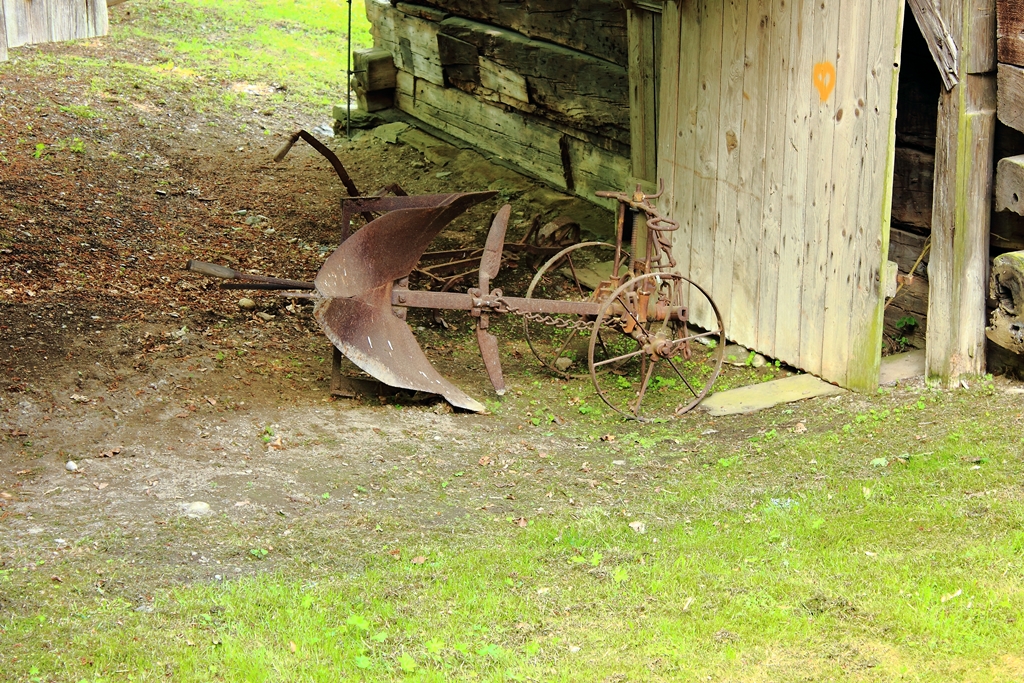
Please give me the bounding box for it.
[314,285,486,412]
[313,191,495,412]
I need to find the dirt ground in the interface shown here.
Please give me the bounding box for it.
[3,23,1017,601]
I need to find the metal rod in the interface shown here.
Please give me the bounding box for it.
[346,0,353,140]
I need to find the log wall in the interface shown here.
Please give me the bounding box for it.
[366,0,632,204]
[989,0,1024,370]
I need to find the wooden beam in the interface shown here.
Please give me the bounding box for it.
[891,147,935,229]
[997,63,1024,133]
[996,154,1024,214]
[907,0,960,90]
[986,250,1024,353]
[998,0,1024,66]
[626,8,660,182]
[353,48,398,92]
[926,0,997,386]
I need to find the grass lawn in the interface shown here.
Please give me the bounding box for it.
[4,384,1024,681]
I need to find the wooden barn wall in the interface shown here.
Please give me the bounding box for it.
[366,0,632,205]
[658,0,904,391]
[1,0,108,60]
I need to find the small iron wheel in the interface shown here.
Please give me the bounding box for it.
[587,273,725,420]
[524,241,629,378]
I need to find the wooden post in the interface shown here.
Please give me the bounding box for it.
[926,0,997,386]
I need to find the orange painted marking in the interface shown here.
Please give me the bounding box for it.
[813,62,836,102]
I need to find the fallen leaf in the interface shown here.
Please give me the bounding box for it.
[515,517,528,527]
[206,397,217,406]
[268,435,284,450]
[50,575,63,583]
[388,548,401,558]
[579,462,591,472]
[793,422,807,433]
[70,394,90,403]
[629,521,646,534]
[0,492,12,499]
[289,641,297,653]
[478,455,492,466]
[10,430,28,437]
[411,555,426,565]
[600,434,615,442]
[941,588,962,603]
[234,500,250,507]
[94,482,109,490]
[99,447,122,458]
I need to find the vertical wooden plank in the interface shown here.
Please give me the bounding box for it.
[797,0,841,375]
[28,0,50,44]
[86,0,108,38]
[755,0,794,358]
[628,9,658,182]
[846,0,904,390]
[820,0,872,386]
[773,0,814,365]
[927,0,997,386]
[711,0,748,341]
[656,0,682,195]
[688,0,725,330]
[663,0,704,322]
[50,0,76,42]
[0,0,8,61]
[5,0,31,48]
[729,0,771,349]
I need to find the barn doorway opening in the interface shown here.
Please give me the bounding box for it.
[885,9,943,355]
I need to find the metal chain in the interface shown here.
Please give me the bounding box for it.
[498,297,620,332]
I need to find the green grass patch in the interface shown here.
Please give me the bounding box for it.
[4,413,1023,681]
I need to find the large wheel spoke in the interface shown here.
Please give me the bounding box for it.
[589,273,725,420]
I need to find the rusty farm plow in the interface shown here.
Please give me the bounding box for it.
[187,131,725,420]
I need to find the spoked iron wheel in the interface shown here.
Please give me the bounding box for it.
[524,242,629,378]
[588,273,725,421]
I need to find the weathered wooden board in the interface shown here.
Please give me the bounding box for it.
[395,76,629,197]
[926,0,997,387]
[997,0,1024,67]
[659,0,903,391]
[396,76,565,187]
[799,0,842,372]
[711,0,748,347]
[687,0,724,332]
[437,17,629,140]
[997,63,1024,133]
[367,0,445,86]
[775,0,815,364]
[891,147,935,228]
[752,0,793,360]
[996,154,1024,214]
[906,0,959,89]
[408,0,628,66]
[627,7,660,181]
[730,0,771,348]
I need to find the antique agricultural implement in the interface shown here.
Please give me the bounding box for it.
[188,132,726,420]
